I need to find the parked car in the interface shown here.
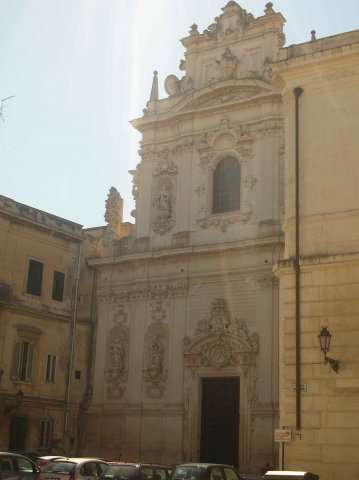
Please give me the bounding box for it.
[100,462,172,480]
[36,457,67,469]
[0,452,41,480]
[171,463,245,480]
[40,458,108,480]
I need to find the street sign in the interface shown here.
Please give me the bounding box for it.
[274,428,292,442]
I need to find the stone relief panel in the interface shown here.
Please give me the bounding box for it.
[143,301,169,399]
[105,304,130,399]
[152,156,178,235]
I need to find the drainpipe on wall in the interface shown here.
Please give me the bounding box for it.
[63,241,82,448]
[293,86,303,431]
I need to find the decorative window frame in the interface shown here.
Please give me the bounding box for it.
[196,124,256,232]
[11,323,43,383]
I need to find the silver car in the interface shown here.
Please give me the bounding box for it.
[40,458,108,480]
[0,452,41,480]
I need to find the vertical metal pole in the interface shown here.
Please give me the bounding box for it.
[293,87,303,431]
[282,442,285,471]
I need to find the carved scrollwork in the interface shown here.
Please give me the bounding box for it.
[197,212,251,232]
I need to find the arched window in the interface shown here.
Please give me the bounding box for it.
[212,156,241,213]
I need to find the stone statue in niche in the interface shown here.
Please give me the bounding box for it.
[156,185,172,220]
[153,181,175,235]
[216,47,239,80]
[109,337,125,372]
[149,335,164,370]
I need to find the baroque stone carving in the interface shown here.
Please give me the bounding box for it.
[152,153,178,235]
[184,298,258,369]
[216,47,239,80]
[101,187,124,251]
[98,282,189,303]
[196,299,258,350]
[143,302,169,399]
[153,158,178,177]
[201,336,242,368]
[197,213,250,233]
[200,2,254,42]
[153,183,175,234]
[105,312,130,398]
[129,164,141,218]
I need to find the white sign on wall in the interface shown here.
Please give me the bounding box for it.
[274,428,292,442]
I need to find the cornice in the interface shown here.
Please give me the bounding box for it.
[133,91,282,133]
[274,251,359,277]
[272,40,359,78]
[88,236,284,269]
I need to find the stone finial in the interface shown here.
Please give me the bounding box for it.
[149,71,159,101]
[179,59,186,71]
[104,187,123,236]
[189,23,199,36]
[264,2,274,14]
[311,30,317,41]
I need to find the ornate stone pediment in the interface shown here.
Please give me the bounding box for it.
[178,84,271,113]
[183,299,258,369]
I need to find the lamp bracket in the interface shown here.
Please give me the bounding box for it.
[325,356,339,374]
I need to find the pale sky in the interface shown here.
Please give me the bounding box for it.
[1,0,358,228]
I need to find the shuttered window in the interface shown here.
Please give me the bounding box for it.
[39,419,53,449]
[26,259,43,296]
[11,341,35,381]
[45,354,56,381]
[52,271,65,301]
[212,157,241,214]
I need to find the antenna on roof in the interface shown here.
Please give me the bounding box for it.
[0,95,15,123]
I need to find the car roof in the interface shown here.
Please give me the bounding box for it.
[51,458,108,463]
[108,463,170,467]
[0,452,39,464]
[174,464,234,468]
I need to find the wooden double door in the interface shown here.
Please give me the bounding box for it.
[200,377,240,467]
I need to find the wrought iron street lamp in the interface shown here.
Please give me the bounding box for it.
[318,326,339,373]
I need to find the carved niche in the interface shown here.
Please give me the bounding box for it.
[105,305,129,399]
[152,158,178,235]
[143,301,169,399]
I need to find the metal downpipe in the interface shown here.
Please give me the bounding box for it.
[294,86,303,430]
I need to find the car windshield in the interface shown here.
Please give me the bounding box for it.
[173,467,201,480]
[42,462,76,474]
[103,466,138,479]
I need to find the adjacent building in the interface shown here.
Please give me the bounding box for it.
[272,29,359,479]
